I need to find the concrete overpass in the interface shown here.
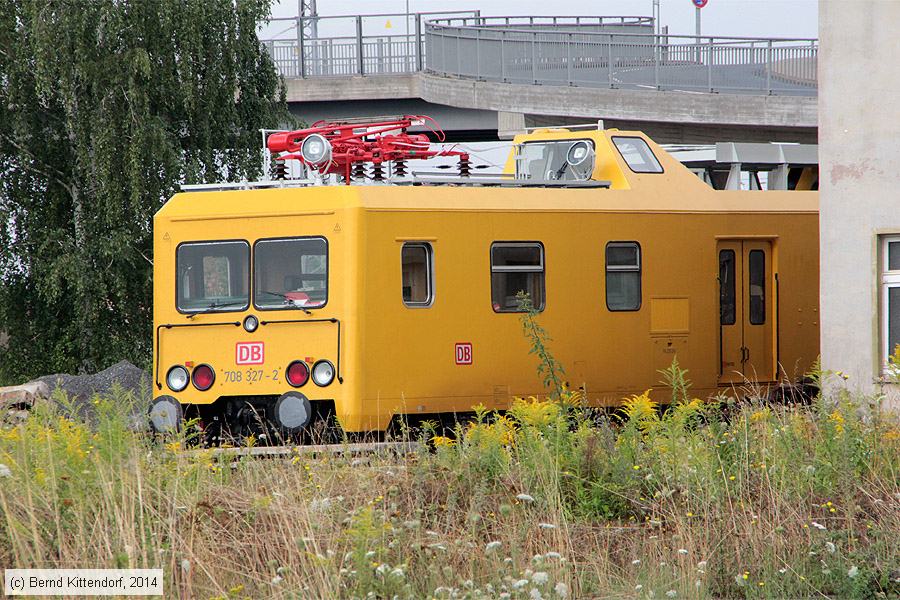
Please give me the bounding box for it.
[265,14,817,144]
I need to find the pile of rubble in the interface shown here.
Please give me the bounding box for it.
[0,360,150,427]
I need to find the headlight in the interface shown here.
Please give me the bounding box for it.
[312,360,335,387]
[243,314,259,333]
[301,134,332,166]
[166,365,189,392]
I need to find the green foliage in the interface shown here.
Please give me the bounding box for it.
[658,355,692,404]
[0,0,290,381]
[516,291,566,398]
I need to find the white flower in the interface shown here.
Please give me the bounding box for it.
[697,561,707,571]
[513,579,529,590]
[375,564,390,576]
[778,568,787,575]
[0,464,11,478]
[635,585,643,592]
[825,542,836,554]
[666,590,677,598]
[848,566,859,578]
[309,497,331,512]
[539,523,556,530]
[677,549,689,555]
[554,582,569,597]
[271,575,283,585]
[530,589,544,600]
[517,493,535,503]
[811,521,827,530]
[532,572,549,585]
[485,541,502,553]
[426,530,440,537]
[544,552,562,560]
[632,559,641,565]
[365,550,376,559]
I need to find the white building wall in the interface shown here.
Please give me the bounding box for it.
[819,0,900,408]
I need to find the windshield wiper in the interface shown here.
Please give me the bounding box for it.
[186,300,247,319]
[259,290,312,315]
[553,159,570,181]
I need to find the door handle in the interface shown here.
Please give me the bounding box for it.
[740,347,750,363]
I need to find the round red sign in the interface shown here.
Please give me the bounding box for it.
[693,0,708,7]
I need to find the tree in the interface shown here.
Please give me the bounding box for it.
[0,0,289,383]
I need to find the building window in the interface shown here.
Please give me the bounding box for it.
[402,243,434,307]
[882,236,900,364]
[612,137,663,174]
[491,242,545,312]
[606,242,641,311]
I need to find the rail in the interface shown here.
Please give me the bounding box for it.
[260,12,817,96]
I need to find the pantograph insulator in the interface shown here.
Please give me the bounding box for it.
[458,156,471,177]
[370,162,384,182]
[271,159,287,180]
[394,160,407,177]
[353,162,367,180]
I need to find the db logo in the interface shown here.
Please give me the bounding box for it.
[236,341,265,365]
[455,342,473,365]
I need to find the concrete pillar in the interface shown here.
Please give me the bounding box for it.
[497,111,526,140]
[819,0,900,409]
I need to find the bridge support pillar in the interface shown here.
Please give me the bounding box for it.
[498,112,526,140]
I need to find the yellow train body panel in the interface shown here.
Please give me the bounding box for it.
[152,130,819,433]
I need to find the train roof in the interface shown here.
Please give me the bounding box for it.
[156,129,818,222]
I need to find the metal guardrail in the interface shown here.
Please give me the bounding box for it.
[261,13,817,96]
[261,11,480,77]
[425,17,817,96]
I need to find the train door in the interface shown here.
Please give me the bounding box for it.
[718,240,775,384]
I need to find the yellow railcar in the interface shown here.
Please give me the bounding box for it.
[150,128,819,437]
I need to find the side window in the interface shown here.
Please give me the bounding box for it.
[401,243,434,307]
[606,242,641,311]
[491,242,545,312]
[612,137,664,174]
[748,249,766,325]
[719,249,736,325]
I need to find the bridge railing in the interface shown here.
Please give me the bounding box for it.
[425,17,817,95]
[261,11,479,78]
[261,13,817,96]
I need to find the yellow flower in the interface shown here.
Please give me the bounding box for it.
[828,410,845,435]
[431,435,455,447]
[750,408,771,422]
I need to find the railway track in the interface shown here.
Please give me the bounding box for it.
[183,440,420,460]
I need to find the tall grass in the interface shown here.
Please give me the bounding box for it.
[1,378,898,598]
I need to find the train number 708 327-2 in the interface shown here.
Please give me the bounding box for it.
[223,369,279,384]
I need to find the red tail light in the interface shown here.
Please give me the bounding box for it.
[286,360,310,387]
[192,364,215,391]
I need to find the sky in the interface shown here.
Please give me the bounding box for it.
[262,0,818,40]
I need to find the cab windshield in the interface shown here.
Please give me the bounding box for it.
[515,139,595,181]
[254,237,328,310]
[176,241,250,313]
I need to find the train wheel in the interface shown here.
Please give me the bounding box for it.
[149,395,183,433]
